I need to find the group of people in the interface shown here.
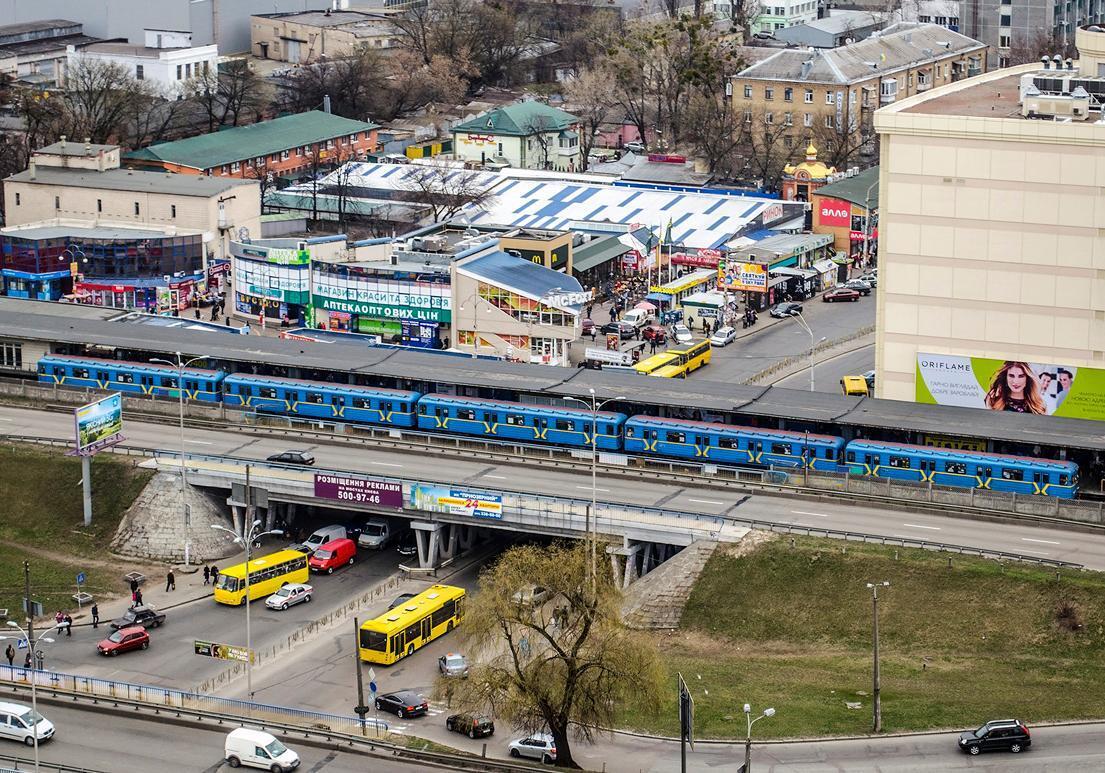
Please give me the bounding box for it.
[203,565,221,585]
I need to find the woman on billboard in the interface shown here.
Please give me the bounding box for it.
[984,361,1046,414]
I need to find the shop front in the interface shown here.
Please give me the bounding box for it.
[75,275,200,312]
[231,241,311,324]
[646,268,718,314]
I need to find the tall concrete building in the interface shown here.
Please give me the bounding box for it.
[872,25,1105,423]
[960,0,1105,67]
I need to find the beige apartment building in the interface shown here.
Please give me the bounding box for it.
[732,23,986,168]
[873,24,1105,422]
[250,10,399,64]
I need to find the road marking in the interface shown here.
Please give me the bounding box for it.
[371,461,403,467]
[791,510,830,518]
[184,439,213,445]
[1021,537,1061,545]
[483,474,507,479]
[902,523,941,530]
[576,485,610,492]
[0,417,12,422]
[1017,549,1051,556]
[688,498,725,505]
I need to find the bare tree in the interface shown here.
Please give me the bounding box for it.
[244,158,280,215]
[742,112,797,192]
[279,45,388,121]
[728,0,763,42]
[400,162,493,221]
[219,60,273,127]
[60,58,162,145]
[685,90,744,177]
[1007,28,1075,66]
[564,67,617,171]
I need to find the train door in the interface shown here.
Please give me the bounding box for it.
[1032,471,1046,493]
[919,459,936,480]
[331,394,344,417]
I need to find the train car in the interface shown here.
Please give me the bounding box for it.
[844,440,1079,498]
[623,415,844,471]
[37,354,225,402]
[222,374,421,428]
[416,394,626,450]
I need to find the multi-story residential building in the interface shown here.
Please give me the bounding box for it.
[961,0,1099,67]
[872,24,1105,418]
[452,102,581,171]
[250,9,400,63]
[126,111,380,178]
[754,0,820,34]
[0,19,101,87]
[908,0,962,32]
[67,30,218,96]
[731,23,986,176]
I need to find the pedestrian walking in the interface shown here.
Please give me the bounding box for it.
[649,338,657,354]
[24,653,32,669]
[211,565,219,585]
[165,569,176,592]
[203,565,211,585]
[194,307,201,320]
[63,613,72,636]
[91,603,99,628]
[224,316,231,326]
[608,307,617,322]
[134,588,143,607]
[129,578,139,595]
[4,644,14,666]
[586,304,593,319]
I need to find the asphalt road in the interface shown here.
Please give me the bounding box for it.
[775,343,875,392]
[0,699,431,773]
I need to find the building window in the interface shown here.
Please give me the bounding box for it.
[498,142,504,154]
[221,165,229,174]
[134,202,140,216]
[203,60,209,73]
[136,64,144,80]
[765,87,774,99]
[784,87,793,101]
[765,112,774,124]
[803,112,813,126]
[825,91,834,104]
[348,134,356,144]
[171,204,177,218]
[743,85,752,98]
[185,63,192,78]
[743,110,752,123]
[824,115,834,127]
[14,193,18,206]
[0,342,22,369]
[999,12,1011,25]
[804,89,813,102]
[784,136,794,148]
[326,139,334,149]
[919,14,931,21]
[281,150,289,160]
[774,5,784,13]
[231,161,240,172]
[999,33,1011,47]
[950,16,959,26]
[296,147,303,157]
[54,196,60,209]
[97,199,102,212]
[784,112,792,125]
[935,15,947,24]
[176,64,182,79]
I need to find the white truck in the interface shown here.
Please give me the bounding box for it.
[357,518,395,550]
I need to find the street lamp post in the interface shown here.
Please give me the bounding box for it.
[1,621,57,772]
[211,520,283,702]
[787,311,825,392]
[458,291,493,359]
[563,389,624,594]
[866,581,890,732]
[742,703,776,773]
[151,351,211,567]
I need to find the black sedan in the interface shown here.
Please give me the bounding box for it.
[446,713,495,738]
[769,302,803,318]
[266,450,316,465]
[110,605,166,630]
[599,321,636,339]
[375,690,428,718]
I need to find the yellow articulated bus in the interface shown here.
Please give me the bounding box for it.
[358,584,466,664]
[634,352,679,375]
[213,549,309,605]
[651,340,712,378]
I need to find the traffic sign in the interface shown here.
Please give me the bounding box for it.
[76,572,86,585]
[369,681,377,696]
[16,639,27,650]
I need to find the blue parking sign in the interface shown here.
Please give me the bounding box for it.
[76,572,86,585]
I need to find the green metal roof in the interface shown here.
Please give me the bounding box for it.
[813,165,880,210]
[453,102,578,137]
[126,111,381,170]
[572,235,630,273]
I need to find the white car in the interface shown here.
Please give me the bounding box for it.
[709,326,736,346]
[225,728,300,771]
[265,583,313,610]
[512,584,551,606]
[672,324,693,345]
[624,141,646,154]
[508,733,557,764]
[0,701,53,746]
[858,271,877,287]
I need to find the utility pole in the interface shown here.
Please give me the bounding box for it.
[867,581,890,732]
[353,616,368,736]
[23,561,33,644]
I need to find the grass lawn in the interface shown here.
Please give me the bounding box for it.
[617,535,1105,739]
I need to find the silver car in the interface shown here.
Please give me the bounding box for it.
[265,583,313,610]
[438,652,469,678]
[508,733,557,764]
[709,326,736,346]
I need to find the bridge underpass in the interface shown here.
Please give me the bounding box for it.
[156,453,748,588]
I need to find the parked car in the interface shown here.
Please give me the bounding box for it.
[446,713,495,739]
[266,450,315,466]
[512,584,551,606]
[958,719,1031,755]
[0,701,54,746]
[224,728,300,772]
[375,690,428,719]
[581,318,595,336]
[620,308,651,329]
[769,302,803,318]
[600,321,636,339]
[862,370,876,391]
[671,324,693,344]
[858,270,878,286]
[97,626,150,656]
[110,604,165,630]
[388,593,416,610]
[641,325,667,344]
[823,287,861,303]
[842,279,872,296]
[624,140,646,153]
[357,518,395,550]
[265,583,314,610]
[438,652,470,678]
[709,326,736,346]
[508,733,557,764]
[309,538,356,574]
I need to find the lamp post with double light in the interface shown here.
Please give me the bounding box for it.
[563,388,624,593]
[742,703,776,773]
[786,310,825,392]
[151,351,211,567]
[0,621,57,772]
[211,520,283,701]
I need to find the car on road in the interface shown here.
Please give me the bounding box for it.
[395,534,417,557]
[671,323,693,344]
[512,584,551,606]
[308,537,357,574]
[225,728,300,772]
[858,270,878,286]
[0,701,54,746]
[356,518,395,550]
[958,719,1031,755]
[446,712,494,738]
[709,326,736,347]
[620,308,651,329]
[265,583,313,610]
[303,525,347,554]
[438,652,470,678]
[822,287,861,303]
[769,302,803,318]
[842,279,872,296]
[388,593,416,610]
[642,325,667,344]
[97,626,150,656]
[599,321,636,340]
[581,318,594,337]
[508,733,557,764]
[265,450,315,466]
[110,604,165,630]
[375,690,428,719]
[624,140,646,153]
[862,370,875,391]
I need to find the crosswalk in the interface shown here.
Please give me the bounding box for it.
[387,702,446,735]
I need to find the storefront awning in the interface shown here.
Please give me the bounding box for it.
[770,266,817,279]
[645,292,672,302]
[572,238,630,273]
[812,258,837,275]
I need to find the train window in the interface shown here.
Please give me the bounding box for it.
[381,401,392,412]
[259,387,278,399]
[846,451,855,462]
[484,413,497,423]
[945,462,966,474]
[353,398,371,409]
[506,414,525,426]
[889,455,911,468]
[556,419,574,431]
[306,392,324,404]
[165,377,179,389]
[117,373,134,384]
[457,409,476,421]
[1001,468,1024,481]
[666,431,686,443]
[1060,474,1070,485]
[332,395,345,406]
[625,427,635,437]
[719,437,740,449]
[75,368,89,378]
[771,443,792,455]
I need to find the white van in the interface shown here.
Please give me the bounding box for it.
[225,728,300,771]
[0,701,54,746]
[620,308,651,329]
[303,525,347,553]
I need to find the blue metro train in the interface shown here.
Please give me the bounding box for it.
[37,354,1080,498]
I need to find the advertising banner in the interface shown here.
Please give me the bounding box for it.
[311,271,452,323]
[818,197,852,227]
[194,640,253,663]
[916,353,1105,421]
[314,474,403,508]
[409,484,503,519]
[74,393,123,452]
[718,262,767,293]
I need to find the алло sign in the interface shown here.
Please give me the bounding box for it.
[313,474,403,507]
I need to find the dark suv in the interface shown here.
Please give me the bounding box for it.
[958,719,1031,755]
[446,713,495,739]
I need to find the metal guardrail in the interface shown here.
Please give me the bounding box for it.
[0,756,107,773]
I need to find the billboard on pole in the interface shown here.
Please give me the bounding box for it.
[73,393,123,452]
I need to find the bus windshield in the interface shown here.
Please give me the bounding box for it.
[360,629,388,651]
[215,574,240,592]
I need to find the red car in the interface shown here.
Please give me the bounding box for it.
[823,287,861,303]
[308,537,357,574]
[642,325,667,344]
[98,625,150,656]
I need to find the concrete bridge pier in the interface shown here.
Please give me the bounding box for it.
[608,538,677,589]
[410,522,480,569]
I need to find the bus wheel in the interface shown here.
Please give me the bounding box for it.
[406,644,414,657]
[447,621,454,632]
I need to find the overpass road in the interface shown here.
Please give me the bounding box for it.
[3,404,1105,570]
